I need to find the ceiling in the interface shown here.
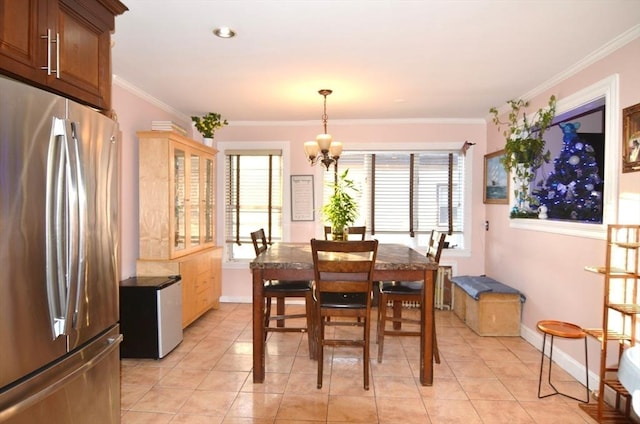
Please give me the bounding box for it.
[111,0,640,123]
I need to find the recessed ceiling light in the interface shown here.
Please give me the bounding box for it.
[213,26,236,38]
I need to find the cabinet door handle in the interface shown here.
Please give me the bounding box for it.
[41,29,60,78]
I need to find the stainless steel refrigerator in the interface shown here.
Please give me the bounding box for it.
[0,75,121,423]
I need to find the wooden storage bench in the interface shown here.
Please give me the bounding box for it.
[451,275,525,336]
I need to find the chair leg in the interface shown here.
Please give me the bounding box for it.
[276,297,285,327]
[317,316,325,389]
[305,291,317,360]
[377,292,387,363]
[392,300,402,330]
[364,314,370,390]
[433,317,440,364]
[264,296,272,341]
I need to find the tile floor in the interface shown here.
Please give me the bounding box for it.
[120,303,599,423]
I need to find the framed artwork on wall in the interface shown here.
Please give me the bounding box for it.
[623,102,640,173]
[483,149,509,204]
[290,175,315,221]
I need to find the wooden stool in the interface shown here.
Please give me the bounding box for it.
[537,320,590,403]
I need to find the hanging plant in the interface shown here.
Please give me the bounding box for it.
[489,95,557,216]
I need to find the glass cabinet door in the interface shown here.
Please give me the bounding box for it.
[189,153,201,247]
[204,157,215,243]
[174,148,186,251]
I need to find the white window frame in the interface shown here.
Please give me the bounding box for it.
[330,141,473,257]
[510,74,620,239]
[216,141,291,267]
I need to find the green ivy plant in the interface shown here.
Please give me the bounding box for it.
[489,95,556,173]
[191,112,228,138]
[489,95,556,215]
[322,169,359,239]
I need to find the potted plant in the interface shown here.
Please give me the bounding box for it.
[489,95,556,217]
[191,112,228,145]
[322,169,359,240]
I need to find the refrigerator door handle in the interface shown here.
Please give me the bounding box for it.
[69,121,88,330]
[45,117,86,339]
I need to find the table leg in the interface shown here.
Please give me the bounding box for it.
[420,268,435,386]
[253,269,265,383]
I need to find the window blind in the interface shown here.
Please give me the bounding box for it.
[324,150,464,244]
[224,150,283,259]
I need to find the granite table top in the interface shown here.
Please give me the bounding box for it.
[249,242,437,271]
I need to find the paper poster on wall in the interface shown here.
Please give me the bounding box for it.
[291,175,314,221]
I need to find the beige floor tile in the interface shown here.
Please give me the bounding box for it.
[241,372,290,394]
[198,370,250,392]
[372,374,421,398]
[121,410,174,423]
[172,413,224,423]
[519,400,593,424]
[275,394,329,421]
[119,306,607,423]
[471,399,535,423]
[418,378,468,400]
[179,390,238,416]
[327,395,378,422]
[457,378,515,401]
[285,371,329,395]
[375,396,429,423]
[120,384,152,410]
[157,367,209,389]
[227,392,283,418]
[423,398,482,423]
[446,359,497,379]
[130,387,193,414]
[214,353,255,372]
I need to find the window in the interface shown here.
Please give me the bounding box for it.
[323,150,466,249]
[223,149,283,260]
[510,74,620,239]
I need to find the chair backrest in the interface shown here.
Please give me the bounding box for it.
[310,239,379,305]
[250,228,268,257]
[426,232,447,263]
[323,226,332,240]
[346,226,366,240]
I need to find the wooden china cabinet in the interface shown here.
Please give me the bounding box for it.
[136,131,222,328]
[0,0,128,112]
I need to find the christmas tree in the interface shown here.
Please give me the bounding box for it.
[533,122,603,222]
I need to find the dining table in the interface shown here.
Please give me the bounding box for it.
[249,242,439,386]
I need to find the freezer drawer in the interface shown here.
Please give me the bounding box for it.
[119,276,183,359]
[0,326,122,424]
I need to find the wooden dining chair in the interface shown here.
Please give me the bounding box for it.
[376,231,446,363]
[346,226,366,240]
[323,226,332,240]
[251,229,316,359]
[311,238,379,390]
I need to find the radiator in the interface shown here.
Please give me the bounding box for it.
[391,266,451,310]
[435,266,451,310]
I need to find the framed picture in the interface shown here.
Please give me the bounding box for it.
[483,149,509,204]
[290,175,315,221]
[623,102,640,173]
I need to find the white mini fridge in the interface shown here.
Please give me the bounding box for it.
[119,276,183,358]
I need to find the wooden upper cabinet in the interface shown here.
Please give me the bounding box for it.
[0,0,127,111]
[138,131,217,260]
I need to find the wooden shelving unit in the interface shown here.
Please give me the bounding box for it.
[581,224,640,423]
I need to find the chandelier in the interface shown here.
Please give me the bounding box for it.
[304,89,343,170]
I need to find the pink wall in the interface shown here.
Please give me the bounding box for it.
[112,37,640,378]
[217,120,487,300]
[485,38,640,374]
